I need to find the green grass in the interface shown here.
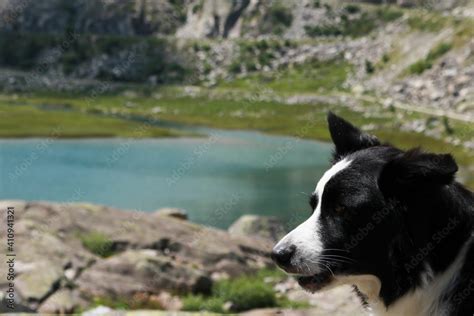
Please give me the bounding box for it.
[407,12,450,32]
[182,268,309,313]
[405,11,474,50]
[221,58,351,94]
[0,102,183,138]
[213,277,277,312]
[407,42,453,74]
[182,295,227,313]
[2,88,473,188]
[86,269,304,313]
[79,231,116,258]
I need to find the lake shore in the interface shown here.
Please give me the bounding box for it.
[1,89,473,188]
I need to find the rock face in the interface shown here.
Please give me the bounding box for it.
[0,200,273,313]
[176,0,252,38]
[229,215,286,243]
[0,0,187,35]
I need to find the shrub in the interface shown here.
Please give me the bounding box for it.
[442,116,454,135]
[305,6,402,38]
[267,5,293,28]
[408,59,432,74]
[192,1,203,14]
[214,277,277,312]
[229,61,242,74]
[182,269,290,313]
[345,4,361,14]
[407,42,452,74]
[261,3,293,35]
[427,42,453,60]
[304,24,342,37]
[376,7,403,22]
[79,231,116,257]
[365,60,375,74]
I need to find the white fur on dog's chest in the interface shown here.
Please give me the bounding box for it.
[369,289,436,316]
[368,238,471,316]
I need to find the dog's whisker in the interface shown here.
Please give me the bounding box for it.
[318,260,335,278]
[303,262,312,275]
[318,255,354,262]
[320,254,356,262]
[322,248,351,253]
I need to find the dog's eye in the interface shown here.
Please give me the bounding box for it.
[335,205,346,213]
[309,194,318,211]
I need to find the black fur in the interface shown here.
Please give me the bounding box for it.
[327,111,381,161]
[317,113,474,312]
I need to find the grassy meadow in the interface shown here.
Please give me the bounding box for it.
[2,90,473,187]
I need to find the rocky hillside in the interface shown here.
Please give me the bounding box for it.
[0,0,470,38]
[0,1,473,118]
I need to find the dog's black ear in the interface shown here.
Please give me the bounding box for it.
[379,148,458,195]
[327,112,380,160]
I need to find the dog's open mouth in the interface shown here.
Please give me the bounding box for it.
[296,271,333,292]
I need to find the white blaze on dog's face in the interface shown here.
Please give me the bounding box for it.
[273,158,352,275]
[271,112,391,292]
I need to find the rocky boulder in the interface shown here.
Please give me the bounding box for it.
[152,207,188,220]
[76,249,212,297]
[228,215,286,243]
[0,200,273,313]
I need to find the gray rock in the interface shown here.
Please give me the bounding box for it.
[153,207,188,220]
[77,249,212,297]
[38,289,83,314]
[0,200,272,312]
[228,215,286,243]
[15,261,63,303]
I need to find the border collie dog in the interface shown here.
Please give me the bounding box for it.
[272,113,474,315]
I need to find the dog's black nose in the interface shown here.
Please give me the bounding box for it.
[271,244,296,268]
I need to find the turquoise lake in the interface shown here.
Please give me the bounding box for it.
[0,129,332,228]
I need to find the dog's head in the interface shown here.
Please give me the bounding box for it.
[272,112,458,294]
